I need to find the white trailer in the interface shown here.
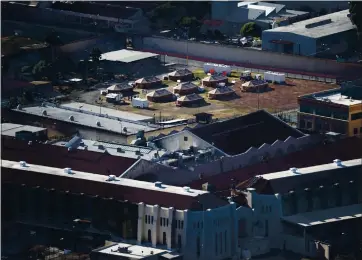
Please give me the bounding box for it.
[204,63,231,75]
[106,93,122,103]
[132,97,149,109]
[264,71,286,83]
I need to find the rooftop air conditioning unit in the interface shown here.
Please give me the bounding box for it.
[19,161,27,167]
[107,175,117,181]
[155,181,162,188]
[64,168,72,174]
[183,186,190,192]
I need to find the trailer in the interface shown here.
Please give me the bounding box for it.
[204,63,231,75]
[132,97,149,109]
[264,71,286,83]
[106,93,122,103]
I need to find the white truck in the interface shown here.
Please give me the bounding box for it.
[132,97,149,109]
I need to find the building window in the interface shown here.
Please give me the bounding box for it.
[145,215,147,224]
[354,128,358,135]
[181,221,184,229]
[148,229,152,242]
[197,236,201,258]
[163,232,167,245]
[265,220,269,237]
[351,112,362,120]
[151,216,154,224]
[220,232,223,254]
[197,222,200,229]
[299,119,306,128]
[178,234,182,249]
[160,218,163,226]
[306,121,312,129]
[215,233,218,255]
[167,219,169,227]
[224,231,227,253]
[184,136,188,141]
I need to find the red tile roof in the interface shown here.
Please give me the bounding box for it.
[187,137,362,191]
[1,138,137,176]
[2,161,228,210]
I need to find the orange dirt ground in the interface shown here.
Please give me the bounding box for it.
[230,78,338,112]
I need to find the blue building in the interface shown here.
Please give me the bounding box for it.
[262,10,357,58]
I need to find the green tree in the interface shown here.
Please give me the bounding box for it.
[90,48,102,64]
[349,2,362,43]
[44,29,63,62]
[240,22,261,37]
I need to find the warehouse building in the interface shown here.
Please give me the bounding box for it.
[262,10,357,58]
[101,49,162,75]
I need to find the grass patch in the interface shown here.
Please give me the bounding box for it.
[162,80,177,87]
[193,69,206,79]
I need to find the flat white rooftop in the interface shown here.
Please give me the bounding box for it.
[15,105,156,135]
[315,93,362,106]
[260,158,362,180]
[61,102,153,122]
[98,242,169,259]
[1,123,46,137]
[282,204,362,227]
[2,160,208,197]
[53,139,165,160]
[101,49,159,63]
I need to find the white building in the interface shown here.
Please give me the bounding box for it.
[137,184,240,260]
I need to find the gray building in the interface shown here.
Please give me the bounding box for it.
[1,123,48,142]
[209,1,308,35]
[262,10,357,58]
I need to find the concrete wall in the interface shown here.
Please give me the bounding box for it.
[60,34,126,58]
[140,36,362,78]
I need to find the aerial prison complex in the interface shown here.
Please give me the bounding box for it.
[2,157,361,260]
[2,103,362,260]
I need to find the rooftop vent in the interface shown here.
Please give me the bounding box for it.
[107,175,117,181]
[155,181,162,188]
[64,168,72,174]
[19,161,27,167]
[42,110,47,116]
[96,121,101,127]
[333,159,342,166]
[183,186,191,192]
[289,167,298,173]
[69,115,74,121]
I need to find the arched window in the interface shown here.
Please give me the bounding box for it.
[148,229,152,242]
[163,232,167,245]
[197,236,201,258]
[224,230,227,253]
[178,234,182,249]
[220,232,223,254]
[215,233,218,255]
